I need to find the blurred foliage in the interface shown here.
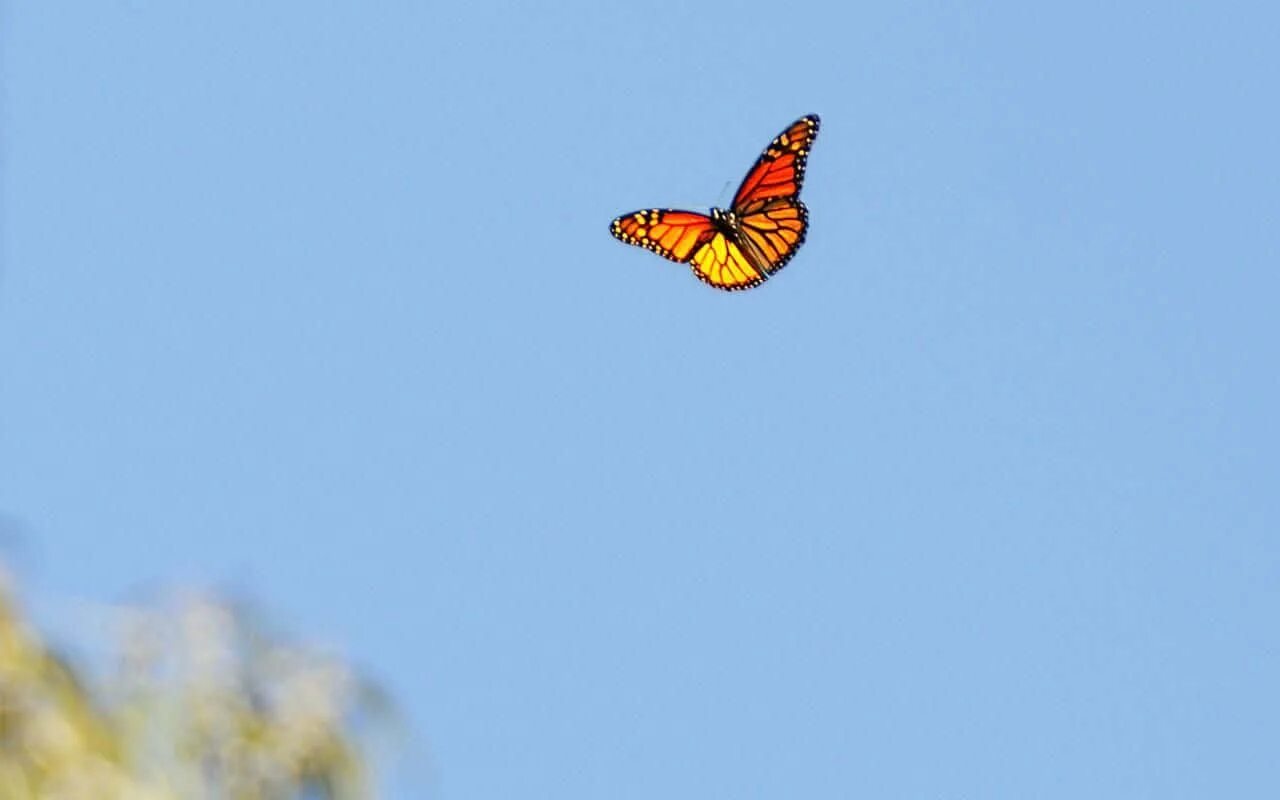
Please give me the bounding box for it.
[0,565,391,799]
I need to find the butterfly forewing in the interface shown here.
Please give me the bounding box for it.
[732,115,820,212]
[610,209,716,263]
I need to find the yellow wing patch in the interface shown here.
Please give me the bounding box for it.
[689,232,768,291]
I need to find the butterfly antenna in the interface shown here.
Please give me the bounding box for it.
[716,180,733,206]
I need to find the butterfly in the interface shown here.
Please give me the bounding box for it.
[610,115,820,291]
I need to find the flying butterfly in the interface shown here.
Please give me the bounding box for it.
[610,115,820,291]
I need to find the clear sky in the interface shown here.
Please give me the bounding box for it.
[3,2,1278,797]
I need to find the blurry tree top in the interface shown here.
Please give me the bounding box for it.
[0,565,391,800]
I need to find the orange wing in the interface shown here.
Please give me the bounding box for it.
[736,198,809,275]
[731,115,820,212]
[610,209,716,263]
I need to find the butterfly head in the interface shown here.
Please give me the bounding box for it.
[710,207,740,231]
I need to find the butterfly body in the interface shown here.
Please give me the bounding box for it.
[709,207,743,235]
[610,115,820,291]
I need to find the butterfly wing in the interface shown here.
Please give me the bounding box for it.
[731,115,820,212]
[736,198,809,275]
[688,231,770,291]
[610,209,716,263]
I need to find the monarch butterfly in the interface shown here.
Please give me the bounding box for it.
[610,114,820,291]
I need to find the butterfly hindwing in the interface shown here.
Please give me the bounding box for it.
[688,232,769,291]
[610,209,716,263]
[737,198,809,275]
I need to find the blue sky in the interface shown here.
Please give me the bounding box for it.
[3,1,1278,797]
